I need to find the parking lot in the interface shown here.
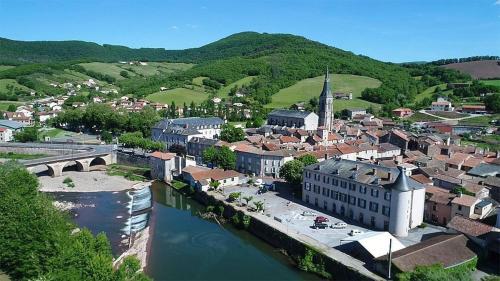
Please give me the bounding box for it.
[221,181,445,249]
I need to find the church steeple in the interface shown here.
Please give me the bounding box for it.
[320,67,332,98]
[318,67,334,131]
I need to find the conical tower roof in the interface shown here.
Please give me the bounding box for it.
[320,67,332,98]
[391,166,411,192]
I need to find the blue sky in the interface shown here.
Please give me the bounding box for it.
[0,0,499,62]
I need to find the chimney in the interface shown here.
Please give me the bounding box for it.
[324,154,328,160]
[387,172,392,181]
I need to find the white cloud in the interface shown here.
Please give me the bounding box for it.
[170,25,179,30]
[495,0,500,5]
[186,24,198,29]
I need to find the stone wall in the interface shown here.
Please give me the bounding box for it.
[116,151,150,168]
[193,191,382,281]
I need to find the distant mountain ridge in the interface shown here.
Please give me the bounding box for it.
[0,37,170,64]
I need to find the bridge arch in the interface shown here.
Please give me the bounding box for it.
[90,156,108,167]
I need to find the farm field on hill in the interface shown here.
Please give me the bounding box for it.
[481,79,500,87]
[265,74,381,111]
[146,87,208,105]
[0,79,32,92]
[217,76,255,99]
[443,60,500,79]
[415,83,447,102]
[79,62,194,80]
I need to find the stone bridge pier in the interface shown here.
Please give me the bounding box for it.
[44,154,116,177]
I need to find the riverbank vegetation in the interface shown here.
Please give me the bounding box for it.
[107,164,150,181]
[0,151,47,160]
[0,161,150,280]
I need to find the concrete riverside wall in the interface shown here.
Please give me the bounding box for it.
[193,191,383,281]
[117,151,150,168]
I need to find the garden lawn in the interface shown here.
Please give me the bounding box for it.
[265,74,381,112]
[459,114,500,126]
[146,87,208,105]
[407,112,442,122]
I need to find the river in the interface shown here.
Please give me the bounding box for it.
[50,182,320,281]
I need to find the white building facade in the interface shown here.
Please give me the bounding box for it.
[302,159,425,237]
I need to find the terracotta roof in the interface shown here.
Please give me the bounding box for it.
[411,174,433,184]
[447,216,493,237]
[190,168,241,181]
[150,151,176,160]
[280,135,301,143]
[182,165,210,174]
[0,127,7,132]
[451,194,477,207]
[432,101,452,106]
[392,108,412,112]
[392,129,409,141]
[463,157,483,168]
[376,234,476,272]
[462,105,486,110]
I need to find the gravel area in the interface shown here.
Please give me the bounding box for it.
[38,170,140,192]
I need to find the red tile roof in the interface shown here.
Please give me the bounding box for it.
[447,216,493,237]
[150,151,176,160]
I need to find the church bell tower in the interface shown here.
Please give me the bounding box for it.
[318,68,334,131]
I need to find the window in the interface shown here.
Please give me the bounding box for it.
[341,181,347,188]
[382,206,390,216]
[340,193,347,202]
[349,183,356,191]
[371,216,376,227]
[333,191,339,200]
[458,205,462,211]
[432,205,436,211]
[333,179,338,186]
[371,189,379,198]
[315,198,318,207]
[384,192,391,201]
[369,202,379,212]
[359,185,367,194]
[323,201,328,209]
[348,195,356,205]
[358,198,366,209]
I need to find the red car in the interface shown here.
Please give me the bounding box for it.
[314,216,329,223]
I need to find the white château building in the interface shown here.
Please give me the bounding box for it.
[152,117,224,148]
[267,109,319,131]
[302,159,425,237]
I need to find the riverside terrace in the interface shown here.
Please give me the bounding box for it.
[219,181,444,256]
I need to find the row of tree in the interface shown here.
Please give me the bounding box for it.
[0,161,150,280]
[118,131,164,152]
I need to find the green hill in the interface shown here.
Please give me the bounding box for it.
[266,74,381,111]
[0,37,171,64]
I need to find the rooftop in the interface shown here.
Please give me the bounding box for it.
[153,117,224,129]
[447,216,494,237]
[268,109,317,119]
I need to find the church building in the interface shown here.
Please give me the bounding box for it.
[318,69,334,131]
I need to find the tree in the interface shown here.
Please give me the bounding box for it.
[0,162,150,281]
[220,124,245,143]
[209,180,220,190]
[202,146,218,167]
[228,192,241,202]
[242,195,253,206]
[253,201,264,212]
[100,131,112,144]
[280,160,305,185]
[7,104,16,112]
[120,70,129,78]
[485,93,500,113]
[217,146,236,170]
[297,154,318,166]
[14,126,39,142]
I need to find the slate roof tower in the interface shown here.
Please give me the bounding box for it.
[318,67,334,131]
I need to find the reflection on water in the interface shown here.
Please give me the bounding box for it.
[146,181,320,281]
[125,186,152,234]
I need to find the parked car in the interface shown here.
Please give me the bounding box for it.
[302,211,316,216]
[349,229,363,236]
[312,222,329,229]
[331,222,347,229]
[314,216,329,223]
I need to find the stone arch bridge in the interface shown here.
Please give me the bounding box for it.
[0,143,116,177]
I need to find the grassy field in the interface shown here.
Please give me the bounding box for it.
[407,112,442,122]
[265,74,381,111]
[39,128,73,139]
[459,114,500,126]
[146,87,208,105]
[425,111,469,119]
[192,76,208,86]
[79,62,135,80]
[0,78,33,92]
[217,76,256,99]
[119,62,194,76]
[481,79,500,87]
[415,84,447,102]
[0,65,14,72]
